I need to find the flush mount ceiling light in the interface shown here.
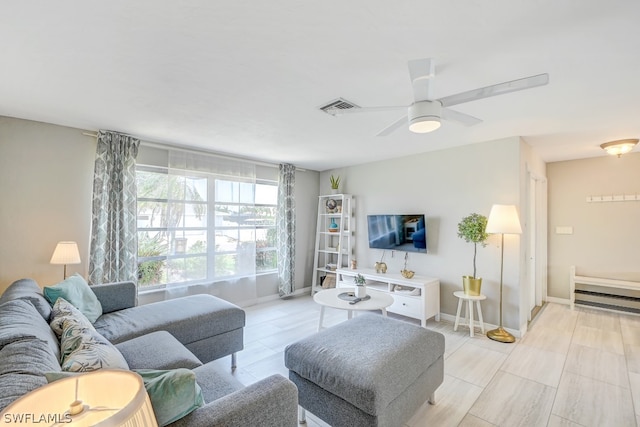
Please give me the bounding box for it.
[600,139,639,157]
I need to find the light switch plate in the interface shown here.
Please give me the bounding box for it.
[556,226,573,235]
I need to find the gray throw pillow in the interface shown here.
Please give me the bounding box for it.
[0,299,60,360]
[0,278,52,321]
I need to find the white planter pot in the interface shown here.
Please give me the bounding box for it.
[355,286,367,298]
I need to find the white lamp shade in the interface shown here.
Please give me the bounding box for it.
[486,204,522,234]
[0,370,157,426]
[50,241,81,265]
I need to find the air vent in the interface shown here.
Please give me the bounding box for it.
[319,98,359,115]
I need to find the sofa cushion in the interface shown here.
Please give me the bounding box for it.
[0,338,62,412]
[135,369,205,427]
[0,299,60,360]
[0,278,52,321]
[51,298,129,372]
[44,274,103,323]
[116,331,203,370]
[191,362,244,403]
[94,294,245,346]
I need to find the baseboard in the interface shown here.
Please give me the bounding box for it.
[545,296,571,305]
[238,286,312,308]
[438,313,521,339]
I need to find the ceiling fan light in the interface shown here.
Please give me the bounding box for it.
[409,118,441,133]
[600,139,638,157]
[408,100,442,133]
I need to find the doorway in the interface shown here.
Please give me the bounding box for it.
[527,169,548,322]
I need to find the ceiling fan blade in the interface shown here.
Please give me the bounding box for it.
[438,73,549,107]
[408,58,435,101]
[441,108,482,126]
[328,106,405,116]
[376,115,408,136]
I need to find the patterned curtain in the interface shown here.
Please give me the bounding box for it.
[88,131,140,285]
[277,164,296,297]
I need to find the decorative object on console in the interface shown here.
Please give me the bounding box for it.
[400,252,415,279]
[328,218,339,232]
[350,259,357,269]
[485,204,522,344]
[50,241,81,279]
[354,274,367,298]
[374,251,387,274]
[329,175,341,193]
[600,138,638,157]
[456,213,489,296]
[0,369,158,426]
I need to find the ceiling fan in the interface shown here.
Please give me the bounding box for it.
[326,58,549,136]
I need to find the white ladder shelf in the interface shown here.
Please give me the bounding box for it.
[311,194,354,294]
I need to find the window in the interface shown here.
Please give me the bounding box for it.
[136,166,278,289]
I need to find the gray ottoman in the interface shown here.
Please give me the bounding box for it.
[284,313,444,427]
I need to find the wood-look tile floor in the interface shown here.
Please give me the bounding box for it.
[209,296,640,426]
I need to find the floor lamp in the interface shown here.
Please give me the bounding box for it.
[485,204,522,343]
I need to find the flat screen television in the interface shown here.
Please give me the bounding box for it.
[367,214,427,253]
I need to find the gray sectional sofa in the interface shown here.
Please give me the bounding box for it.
[0,278,298,426]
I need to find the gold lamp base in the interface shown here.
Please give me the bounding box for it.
[486,327,515,343]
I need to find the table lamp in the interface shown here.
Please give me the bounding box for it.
[485,204,522,343]
[50,241,81,279]
[0,370,157,426]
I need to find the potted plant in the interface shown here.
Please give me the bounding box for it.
[457,213,489,295]
[330,175,341,194]
[354,274,367,298]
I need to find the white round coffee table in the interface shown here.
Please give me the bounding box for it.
[313,287,394,331]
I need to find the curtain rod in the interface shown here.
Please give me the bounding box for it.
[81,132,306,172]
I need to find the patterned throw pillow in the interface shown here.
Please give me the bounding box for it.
[50,298,129,372]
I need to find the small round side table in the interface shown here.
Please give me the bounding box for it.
[453,291,486,337]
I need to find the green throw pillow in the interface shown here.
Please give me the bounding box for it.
[44,274,102,323]
[135,369,205,427]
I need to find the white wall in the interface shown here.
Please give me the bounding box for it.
[0,116,320,301]
[320,137,526,330]
[0,117,96,291]
[547,153,640,300]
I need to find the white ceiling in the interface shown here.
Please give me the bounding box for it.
[2,1,639,171]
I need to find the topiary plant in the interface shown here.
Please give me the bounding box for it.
[457,213,489,278]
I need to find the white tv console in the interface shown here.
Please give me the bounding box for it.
[336,268,440,327]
